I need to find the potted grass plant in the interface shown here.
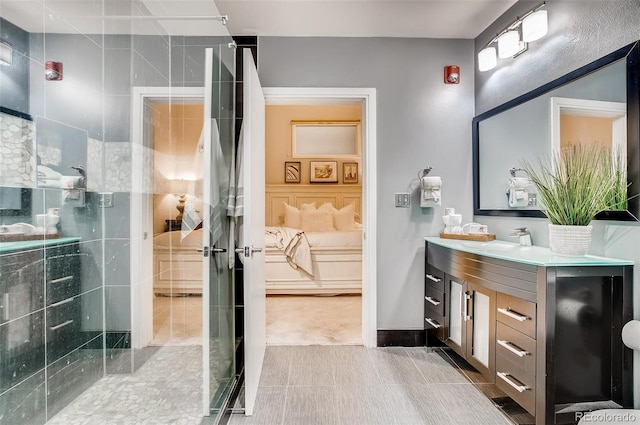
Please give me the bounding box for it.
[521,144,624,256]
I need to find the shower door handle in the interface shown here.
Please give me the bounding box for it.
[197,247,227,257]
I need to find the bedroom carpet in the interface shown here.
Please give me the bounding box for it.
[266,294,362,345]
[152,295,202,346]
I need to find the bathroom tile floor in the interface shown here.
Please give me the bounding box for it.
[226,345,520,425]
[47,345,203,425]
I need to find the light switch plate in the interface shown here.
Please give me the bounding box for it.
[99,192,114,208]
[395,193,410,208]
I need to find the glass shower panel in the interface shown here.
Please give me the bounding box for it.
[205,42,236,420]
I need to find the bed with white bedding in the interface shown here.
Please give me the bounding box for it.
[264,201,363,294]
[153,229,203,295]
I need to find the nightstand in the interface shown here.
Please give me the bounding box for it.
[164,219,182,232]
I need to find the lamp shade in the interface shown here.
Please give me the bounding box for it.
[478,47,497,72]
[497,30,521,58]
[169,179,189,195]
[0,42,12,66]
[522,10,548,42]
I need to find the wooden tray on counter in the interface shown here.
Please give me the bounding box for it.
[0,233,60,242]
[439,232,496,242]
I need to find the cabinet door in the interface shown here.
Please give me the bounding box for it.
[446,276,465,358]
[466,282,496,381]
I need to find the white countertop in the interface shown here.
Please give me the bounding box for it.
[0,237,82,254]
[425,237,634,267]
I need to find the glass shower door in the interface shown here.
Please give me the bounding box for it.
[201,44,236,421]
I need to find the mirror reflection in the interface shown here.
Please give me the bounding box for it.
[473,41,639,220]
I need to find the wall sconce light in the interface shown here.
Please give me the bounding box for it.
[477,2,547,72]
[444,65,460,84]
[0,41,13,66]
[45,61,63,81]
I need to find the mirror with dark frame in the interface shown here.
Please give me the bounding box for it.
[473,41,640,221]
[0,106,34,217]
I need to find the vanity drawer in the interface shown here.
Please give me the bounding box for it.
[425,264,445,292]
[496,354,536,416]
[424,312,445,341]
[45,244,80,281]
[496,321,536,376]
[497,293,536,339]
[47,274,80,306]
[46,297,81,365]
[424,285,445,317]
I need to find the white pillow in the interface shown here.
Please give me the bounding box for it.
[300,208,336,232]
[283,202,315,228]
[334,203,357,230]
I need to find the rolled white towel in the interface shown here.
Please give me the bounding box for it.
[37,165,62,180]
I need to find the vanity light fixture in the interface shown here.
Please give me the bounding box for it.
[45,61,63,81]
[522,9,548,42]
[0,41,12,66]
[478,46,497,72]
[497,30,522,58]
[477,2,547,72]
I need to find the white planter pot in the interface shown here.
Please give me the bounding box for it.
[548,223,593,256]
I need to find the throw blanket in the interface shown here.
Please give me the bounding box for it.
[265,227,313,277]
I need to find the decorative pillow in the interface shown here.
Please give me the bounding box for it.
[334,203,357,230]
[300,208,336,232]
[283,202,315,229]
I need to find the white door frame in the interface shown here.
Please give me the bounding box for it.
[263,87,378,347]
[130,86,204,350]
[131,86,379,349]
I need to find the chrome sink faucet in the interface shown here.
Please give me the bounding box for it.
[510,227,532,246]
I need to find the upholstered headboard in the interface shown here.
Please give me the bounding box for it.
[266,184,362,226]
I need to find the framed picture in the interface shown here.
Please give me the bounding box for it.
[291,121,361,158]
[284,161,301,183]
[310,161,338,183]
[343,162,358,183]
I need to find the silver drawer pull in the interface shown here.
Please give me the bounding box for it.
[425,318,441,329]
[497,307,530,322]
[497,372,530,393]
[49,275,74,285]
[49,297,75,308]
[49,320,74,331]
[497,339,529,357]
[425,296,441,306]
[426,274,441,283]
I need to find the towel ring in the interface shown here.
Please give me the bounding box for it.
[509,167,529,177]
[418,166,433,180]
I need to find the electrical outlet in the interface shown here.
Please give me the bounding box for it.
[528,194,537,206]
[395,193,410,208]
[98,192,114,208]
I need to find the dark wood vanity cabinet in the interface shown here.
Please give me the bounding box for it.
[425,240,633,425]
[0,241,81,393]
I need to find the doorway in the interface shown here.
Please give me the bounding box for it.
[263,102,364,346]
[263,87,378,348]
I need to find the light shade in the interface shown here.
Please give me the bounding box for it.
[169,179,189,195]
[0,42,12,66]
[522,10,548,42]
[497,30,521,58]
[478,47,497,72]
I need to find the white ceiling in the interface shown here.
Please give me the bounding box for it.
[0,0,517,39]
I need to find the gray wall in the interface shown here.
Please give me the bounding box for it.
[258,36,475,330]
[0,18,29,114]
[474,0,640,405]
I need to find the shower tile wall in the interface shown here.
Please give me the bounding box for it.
[0,16,106,424]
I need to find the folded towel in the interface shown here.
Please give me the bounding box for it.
[38,179,62,188]
[422,176,442,190]
[37,165,62,180]
[508,187,528,207]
